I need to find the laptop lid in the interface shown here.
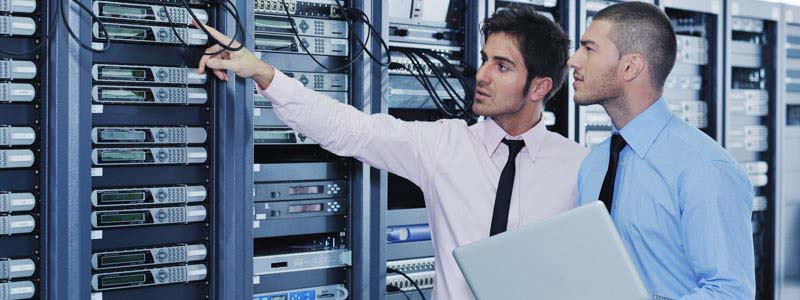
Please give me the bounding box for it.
[452,201,650,300]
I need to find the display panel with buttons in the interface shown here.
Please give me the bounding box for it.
[91,264,207,291]
[92,127,207,145]
[254,14,347,38]
[92,1,208,25]
[91,185,206,207]
[92,86,207,105]
[92,244,207,270]
[91,205,207,228]
[91,147,207,166]
[254,33,348,57]
[255,180,347,202]
[93,23,208,45]
[92,64,206,85]
[255,199,347,220]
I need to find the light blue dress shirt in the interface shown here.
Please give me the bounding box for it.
[577,98,756,299]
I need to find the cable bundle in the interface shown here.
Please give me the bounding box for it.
[391,48,476,122]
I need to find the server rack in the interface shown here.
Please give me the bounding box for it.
[661,0,723,142]
[366,0,391,299]
[5,1,798,300]
[85,1,222,299]
[380,1,481,299]
[0,0,252,299]
[248,0,372,299]
[42,1,253,299]
[725,1,780,298]
[0,1,47,300]
[776,3,800,300]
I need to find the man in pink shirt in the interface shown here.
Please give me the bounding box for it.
[198,6,587,299]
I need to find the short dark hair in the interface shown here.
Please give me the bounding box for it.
[481,5,570,102]
[594,2,677,90]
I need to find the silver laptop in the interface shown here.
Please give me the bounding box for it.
[453,201,651,300]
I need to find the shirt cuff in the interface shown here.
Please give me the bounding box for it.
[257,69,299,106]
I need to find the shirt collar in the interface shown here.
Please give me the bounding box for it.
[480,116,547,164]
[612,97,673,159]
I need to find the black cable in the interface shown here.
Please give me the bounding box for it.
[400,51,441,100]
[421,51,477,120]
[179,0,245,53]
[386,285,411,300]
[387,267,426,300]
[397,289,412,300]
[355,9,392,67]
[59,0,111,53]
[278,0,364,72]
[399,49,453,117]
[410,52,456,118]
[335,9,373,69]
[400,50,454,118]
[402,50,447,113]
[407,48,477,121]
[161,3,193,48]
[416,50,467,113]
[356,11,392,66]
[403,48,472,119]
[275,0,390,72]
[421,49,474,102]
[162,2,210,51]
[209,0,245,54]
[0,0,63,56]
[398,289,412,300]
[166,0,245,56]
[417,49,475,114]
[333,0,391,67]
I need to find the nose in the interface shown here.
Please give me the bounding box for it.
[475,63,490,87]
[567,50,582,69]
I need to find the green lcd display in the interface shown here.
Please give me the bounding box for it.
[288,203,323,213]
[100,253,147,266]
[102,5,149,18]
[288,185,323,195]
[255,36,294,49]
[100,150,147,162]
[101,213,146,224]
[101,89,148,101]
[100,129,147,141]
[107,25,149,39]
[101,273,147,287]
[100,67,148,80]
[255,18,291,29]
[101,192,146,203]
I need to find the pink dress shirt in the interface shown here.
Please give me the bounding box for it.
[259,70,589,299]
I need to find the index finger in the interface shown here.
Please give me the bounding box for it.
[194,21,240,48]
[198,44,223,74]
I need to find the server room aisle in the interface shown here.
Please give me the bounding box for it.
[1,1,799,299]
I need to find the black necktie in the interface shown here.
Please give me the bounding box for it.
[490,139,526,236]
[599,134,627,212]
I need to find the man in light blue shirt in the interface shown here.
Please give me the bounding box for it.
[568,2,755,299]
